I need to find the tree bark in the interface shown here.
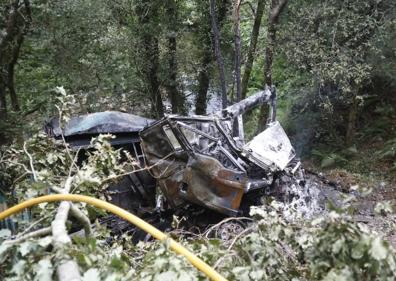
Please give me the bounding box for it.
[233,0,242,102]
[264,0,288,86]
[257,0,288,132]
[165,0,186,114]
[0,83,7,119]
[147,37,163,117]
[52,177,81,281]
[135,1,164,118]
[195,0,212,115]
[195,50,212,115]
[232,0,244,139]
[0,82,7,145]
[0,0,31,115]
[346,93,358,145]
[241,0,265,99]
[7,32,24,111]
[210,0,228,109]
[0,1,19,119]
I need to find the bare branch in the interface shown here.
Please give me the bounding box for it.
[3,227,51,246]
[50,185,92,237]
[269,0,288,23]
[23,142,37,181]
[51,176,81,281]
[16,211,54,237]
[69,205,91,237]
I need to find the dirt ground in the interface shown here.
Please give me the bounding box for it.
[304,161,396,248]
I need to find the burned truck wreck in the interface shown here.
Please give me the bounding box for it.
[46,88,305,233]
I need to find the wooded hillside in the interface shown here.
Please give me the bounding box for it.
[1,0,396,280]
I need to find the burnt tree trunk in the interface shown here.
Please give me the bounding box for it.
[257,0,288,132]
[241,0,265,99]
[210,0,228,109]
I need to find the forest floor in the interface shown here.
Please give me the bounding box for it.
[304,153,396,247]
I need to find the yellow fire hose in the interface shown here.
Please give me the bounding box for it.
[0,194,228,281]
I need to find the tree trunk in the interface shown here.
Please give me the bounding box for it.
[135,2,164,118]
[0,82,7,119]
[167,35,185,114]
[0,0,31,114]
[257,0,288,132]
[165,0,185,114]
[346,93,358,145]
[210,0,227,109]
[195,50,212,115]
[233,0,242,102]
[241,0,265,100]
[7,33,24,111]
[0,81,8,145]
[147,37,163,117]
[232,0,244,139]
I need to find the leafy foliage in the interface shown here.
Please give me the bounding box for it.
[1,0,396,279]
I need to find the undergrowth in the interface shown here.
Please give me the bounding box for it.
[1,92,396,280]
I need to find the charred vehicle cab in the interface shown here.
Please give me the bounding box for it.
[46,87,304,230]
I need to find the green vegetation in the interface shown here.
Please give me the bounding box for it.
[1,0,396,280]
[1,127,396,280]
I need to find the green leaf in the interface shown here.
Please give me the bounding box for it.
[156,271,181,281]
[321,157,336,168]
[83,268,100,281]
[370,237,388,260]
[0,229,11,239]
[351,244,365,260]
[0,243,12,262]
[34,258,53,281]
[38,236,52,248]
[11,260,27,277]
[332,237,345,254]
[19,241,34,256]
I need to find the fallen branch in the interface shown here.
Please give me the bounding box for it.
[16,211,54,237]
[50,186,92,237]
[23,142,37,181]
[3,227,51,246]
[51,177,81,281]
[69,205,91,237]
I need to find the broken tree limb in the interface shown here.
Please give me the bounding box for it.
[222,88,273,119]
[50,185,92,237]
[23,142,37,181]
[69,205,91,237]
[3,226,51,246]
[51,177,81,281]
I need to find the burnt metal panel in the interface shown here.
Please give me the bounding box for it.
[45,111,154,138]
[140,118,247,215]
[181,154,246,215]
